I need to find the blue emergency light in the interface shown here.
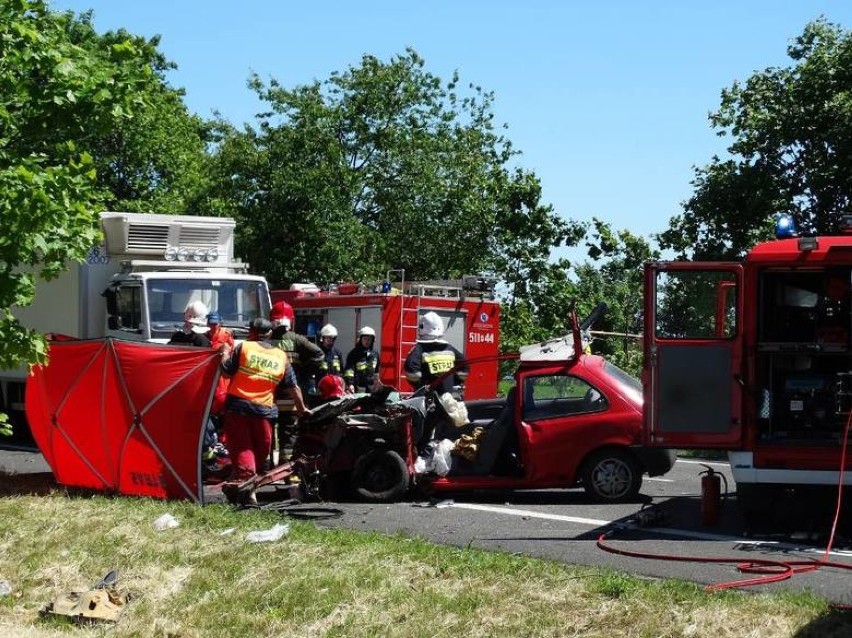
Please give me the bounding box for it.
[775,213,797,238]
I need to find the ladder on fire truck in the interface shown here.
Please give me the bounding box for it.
[388,270,468,390]
[387,269,420,390]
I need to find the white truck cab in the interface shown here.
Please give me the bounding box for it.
[3,211,271,446]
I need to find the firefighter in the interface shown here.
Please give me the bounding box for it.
[206,311,234,465]
[404,311,468,396]
[317,373,347,402]
[343,326,380,393]
[316,323,344,381]
[269,301,323,392]
[269,300,323,460]
[221,318,307,485]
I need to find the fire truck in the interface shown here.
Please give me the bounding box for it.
[642,214,852,518]
[271,273,500,399]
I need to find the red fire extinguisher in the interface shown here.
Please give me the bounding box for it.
[699,464,727,526]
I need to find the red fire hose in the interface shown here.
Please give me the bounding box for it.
[597,410,852,599]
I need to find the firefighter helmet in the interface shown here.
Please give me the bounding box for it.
[358,326,376,338]
[269,301,294,330]
[319,323,338,339]
[318,374,346,399]
[417,311,445,342]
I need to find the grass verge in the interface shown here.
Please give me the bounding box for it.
[0,492,848,637]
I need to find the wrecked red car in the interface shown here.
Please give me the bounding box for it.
[423,350,675,502]
[256,306,675,504]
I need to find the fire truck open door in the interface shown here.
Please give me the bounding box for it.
[643,262,744,448]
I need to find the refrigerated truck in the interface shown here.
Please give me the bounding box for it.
[3,211,271,446]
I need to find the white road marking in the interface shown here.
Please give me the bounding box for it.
[451,502,609,526]
[450,502,852,558]
[645,477,674,482]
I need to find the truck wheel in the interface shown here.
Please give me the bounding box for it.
[352,450,409,503]
[581,448,641,502]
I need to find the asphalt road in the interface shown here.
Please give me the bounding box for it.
[3,450,851,604]
[302,458,852,605]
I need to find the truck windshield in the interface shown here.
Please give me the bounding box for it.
[146,278,269,339]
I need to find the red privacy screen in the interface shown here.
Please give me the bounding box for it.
[26,338,220,502]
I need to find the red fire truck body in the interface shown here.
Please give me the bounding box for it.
[643,230,852,512]
[272,282,500,399]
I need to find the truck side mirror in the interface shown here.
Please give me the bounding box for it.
[102,286,122,329]
[102,286,119,316]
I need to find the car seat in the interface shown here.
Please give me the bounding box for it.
[470,387,517,475]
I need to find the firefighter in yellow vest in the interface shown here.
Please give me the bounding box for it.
[404,311,468,396]
[221,318,307,481]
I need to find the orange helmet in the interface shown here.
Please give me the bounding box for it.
[318,374,346,399]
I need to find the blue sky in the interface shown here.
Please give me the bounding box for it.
[52,1,852,251]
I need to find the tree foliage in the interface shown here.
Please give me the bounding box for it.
[0,0,201,378]
[498,220,656,376]
[60,12,211,213]
[572,221,657,374]
[203,49,580,289]
[661,19,852,259]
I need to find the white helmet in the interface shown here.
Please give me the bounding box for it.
[184,300,209,325]
[184,300,210,333]
[358,326,376,338]
[417,311,445,342]
[319,323,338,338]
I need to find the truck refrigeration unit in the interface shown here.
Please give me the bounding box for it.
[642,214,852,519]
[3,211,271,447]
[272,274,500,399]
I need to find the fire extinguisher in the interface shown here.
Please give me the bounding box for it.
[699,464,728,526]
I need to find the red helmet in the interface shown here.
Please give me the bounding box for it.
[318,374,346,399]
[269,301,295,326]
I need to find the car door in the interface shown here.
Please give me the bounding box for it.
[518,371,612,484]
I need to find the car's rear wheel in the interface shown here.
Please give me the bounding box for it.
[581,448,641,502]
[352,449,409,502]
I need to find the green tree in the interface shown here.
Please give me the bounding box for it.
[0,1,191,433]
[60,12,211,213]
[570,220,657,374]
[498,261,578,355]
[661,19,852,259]
[498,219,656,376]
[203,49,580,289]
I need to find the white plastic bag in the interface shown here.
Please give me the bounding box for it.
[432,439,455,477]
[245,522,290,543]
[413,456,428,475]
[152,513,179,531]
[439,392,468,427]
